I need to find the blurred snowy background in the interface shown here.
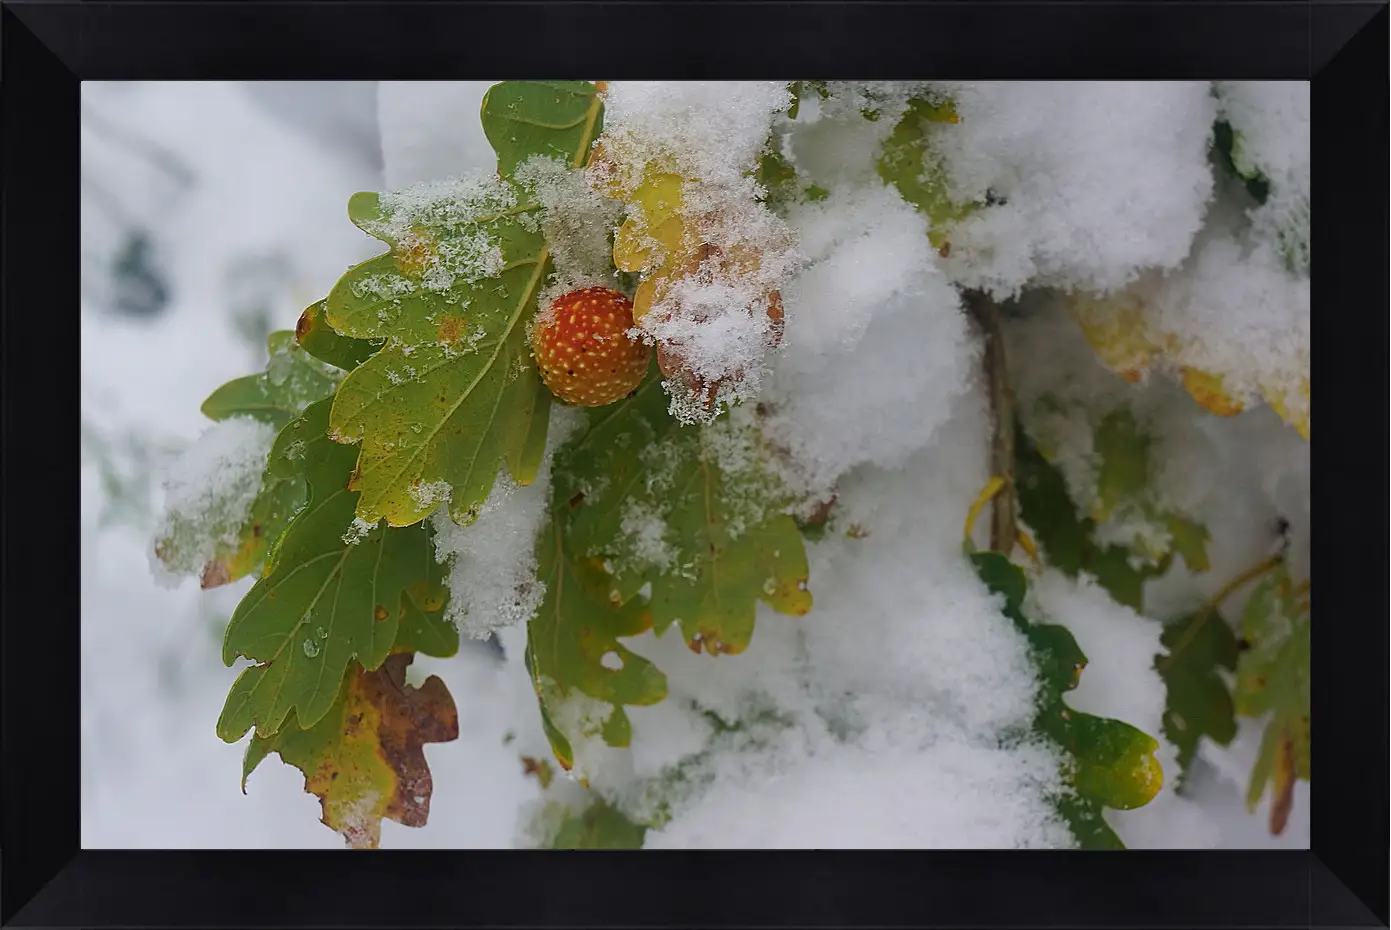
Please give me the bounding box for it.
[81,82,1308,849]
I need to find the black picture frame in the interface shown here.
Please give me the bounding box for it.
[4,1,1386,926]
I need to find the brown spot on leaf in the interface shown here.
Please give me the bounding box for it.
[200,559,231,590]
[374,604,390,623]
[436,314,468,347]
[1269,724,1296,836]
[800,495,837,530]
[568,492,586,509]
[364,655,459,830]
[394,227,438,278]
[521,755,555,789]
[286,655,461,849]
[295,306,314,343]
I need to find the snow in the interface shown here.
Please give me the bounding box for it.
[83,80,1310,852]
[149,416,278,585]
[357,173,514,298]
[514,155,624,305]
[598,81,793,189]
[430,404,586,639]
[1214,81,1310,275]
[761,185,975,498]
[927,82,1218,297]
[593,81,801,421]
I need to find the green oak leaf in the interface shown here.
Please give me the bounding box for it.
[1155,609,1239,789]
[971,551,1163,849]
[526,519,668,771]
[217,398,444,741]
[166,329,343,588]
[558,373,812,655]
[1234,566,1309,824]
[877,96,977,249]
[1016,427,1166,611]
[321,82,604,529]
[201,330,340,429]
[1015,424,1206,612]
[548,797,648,849]
[1212,119,1271,205]
[480,81,605,177]
[393,576,459,661]
[295,299,383,372]
[241,653,459,848]
[1165,514,1212,574]
[1092,409,1150,522]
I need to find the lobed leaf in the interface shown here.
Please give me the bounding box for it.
[559,374,812,655]
[526,521,669,771]
[1234,567,1310,832]
[201,330,340,429]
[1015,427,1178,611]
[176,330,345,588]
[526,372,810,767]
[217,398,444,741]
[547,797,648,849]
[877,96,977,250]
[972,551,1163,849]
[320,81,603,529]
[481,81,605,178]
[1154,609,1239,788]
[241,653,459,849]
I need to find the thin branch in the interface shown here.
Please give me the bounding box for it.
[964,289,1016,554]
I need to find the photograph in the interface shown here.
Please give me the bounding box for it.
[80,79,1311,851]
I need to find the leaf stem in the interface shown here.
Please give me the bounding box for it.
[1166,552,1283,663]
[963,475,1005,550]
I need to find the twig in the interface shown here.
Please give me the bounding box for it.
[964,289,1016,554]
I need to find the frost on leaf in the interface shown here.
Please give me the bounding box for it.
[1233,563,1309,835]
[1154,608,1238,789]
[876,94,978,251]
[1213,82,1310,277]
[588,82,800,422]
[201,329,342,429]
[216,398,448,741]
[322,82,606,528]
[1015,425,1202,613]
[557,374,812,655]
[1060,235,1309,441]
[163,328,362,589]
[971,552,1163,849]
[526,371,811,770]
[526,521,668,772]
[241,653,459,849]
[151,415,285,590]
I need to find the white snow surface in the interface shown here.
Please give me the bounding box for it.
[928,81,1218,297]
[81,81,1309,851]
